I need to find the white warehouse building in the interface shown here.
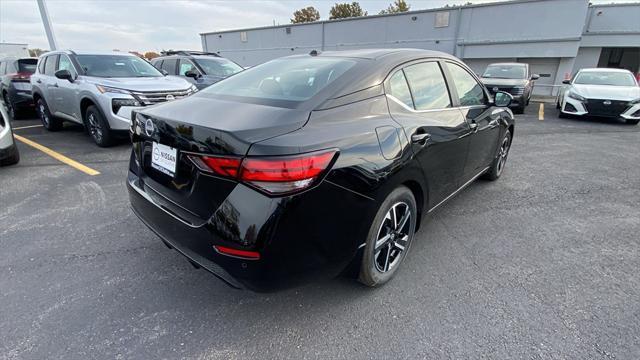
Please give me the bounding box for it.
[200,0,640,96]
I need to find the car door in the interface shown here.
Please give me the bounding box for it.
[386,60,471,207]
[443,61,502,181]
[52,54,80,119]
[41,54,59,113]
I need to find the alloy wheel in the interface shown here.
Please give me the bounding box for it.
[38,101,49,126]
[374,201,411,273]
[87,113,103,143]
[496,134,511,176]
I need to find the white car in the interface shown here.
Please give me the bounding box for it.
[0,104,19,166]
[557,68,640,125]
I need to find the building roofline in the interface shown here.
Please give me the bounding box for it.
[0,42,29,46]
[199,0,561,36]
[589,2,640,8]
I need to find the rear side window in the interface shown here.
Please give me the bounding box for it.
[44,55,58,76]
[161,59,177,75]
[446,63,486,106]
[403,62,451,110]
[18,59,37,73]
[386,70,414,108]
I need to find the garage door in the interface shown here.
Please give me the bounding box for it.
[517,58,560,96]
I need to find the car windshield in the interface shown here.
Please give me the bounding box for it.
[76,55,162,78]
[574,71,637,86]
[194,58,243,77]
[18,59,37,73]
[200,57,356,104]
[483,65,526,79]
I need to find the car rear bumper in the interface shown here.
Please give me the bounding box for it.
[127,154,374,291]
[8,87,34,108]
[562,97,640,119]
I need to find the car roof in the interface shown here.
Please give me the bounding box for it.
[579,67,633,74]
[487,62,527,67]
[285,48,455,62]
[41,50,136,57]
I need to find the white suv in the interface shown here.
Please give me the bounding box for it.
[31,50,197,146]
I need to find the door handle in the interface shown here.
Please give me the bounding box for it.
[411,132,431,145]
[36,79,42,84]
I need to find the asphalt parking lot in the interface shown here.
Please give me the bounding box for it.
[1,103,639,359]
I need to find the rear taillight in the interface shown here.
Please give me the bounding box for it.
[187,149,338,195]
[8,72,31,81]
[214,245,260,260]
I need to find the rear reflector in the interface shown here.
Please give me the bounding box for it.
[8,72,31,81]
[214,245,260,260]
[187,149,338,195]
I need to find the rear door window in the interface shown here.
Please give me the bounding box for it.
[386,70,414,108]
[403,62,451,110]
[446,62,487,106]
[161,58,177,75]
[44,55,58,76]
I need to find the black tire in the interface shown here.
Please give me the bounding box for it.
[358,186,417,287]
[558,110,568,119]
[3,92,20,120]
[626,119,639,125]
[1,137,20,166]
[483,129,512,181]
[37,98,62,131]
[85,105,114,147]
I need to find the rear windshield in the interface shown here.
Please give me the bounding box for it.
[200,57,356,105]
[574,71,636,87]
[194,58,243,77]
[76,55,162,78]
[482,65,526,79]
[18,59,37,73]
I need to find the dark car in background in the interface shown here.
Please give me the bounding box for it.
[151,50,243,90]
[481,62,539,114]
[128,49,515,292]
[0,56,37,119]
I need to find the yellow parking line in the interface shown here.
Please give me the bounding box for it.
[538,103,544,121]
[13,124,44,130]
[13,134,100,176]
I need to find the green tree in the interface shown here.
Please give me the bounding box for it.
[291,6,321,23]
[379,0,410,14]
[329,2,368,20]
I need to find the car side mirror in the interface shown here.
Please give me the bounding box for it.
[531,74,540,80]
[54,69,74,82]
[562,79,571,85]
[160,69,169,76]
[493,91,513,107]
[185,70,199,79]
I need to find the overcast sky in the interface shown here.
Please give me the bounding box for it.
[0,0,634,52]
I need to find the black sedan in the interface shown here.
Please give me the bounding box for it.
[127,49,515,291]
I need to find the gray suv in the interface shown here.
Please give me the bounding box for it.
[31,50,196,146]
[151,51,243,90]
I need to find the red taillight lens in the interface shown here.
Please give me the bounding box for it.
[188,149,337,195]
[9,72,31,81]
[239,150,337,194]
[214,245,260,260]
[188,155,241,178]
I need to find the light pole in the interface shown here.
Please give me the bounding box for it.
[36,0,58,50]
